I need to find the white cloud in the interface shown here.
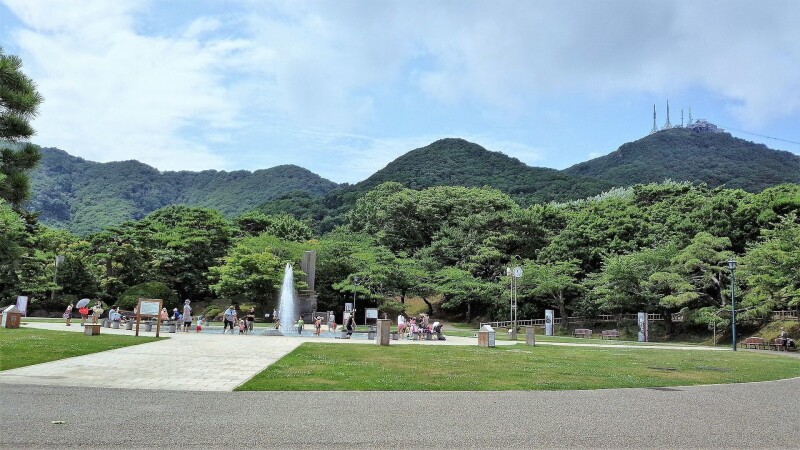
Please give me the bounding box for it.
[4,0,252,170]
[2,0,798,176]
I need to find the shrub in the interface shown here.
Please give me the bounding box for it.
[204,306,221,321]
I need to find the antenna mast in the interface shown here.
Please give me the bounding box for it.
[651,104,657,134]
[663,99,672,129]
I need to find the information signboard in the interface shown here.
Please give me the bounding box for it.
[135,298,163,337]
[138,299,160,316]
[365,308,378,319]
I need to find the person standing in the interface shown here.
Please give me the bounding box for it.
[314,316,322,336]
[223,305,236,334]
[296,316,304,334]
[91,301,103,324]
[345,313,356,339]
[397,314,406,336]
[63,302,74,326]
[182,300,192,332]
[272,309,278,323]
[246,308,256,333]
[779,327,788,350]
[328,312,336,332]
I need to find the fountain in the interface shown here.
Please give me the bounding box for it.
[278,263,298,334]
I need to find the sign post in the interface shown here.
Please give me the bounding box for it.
[135,298,163,337]
[638,312,648,342]
[545,309,554,336]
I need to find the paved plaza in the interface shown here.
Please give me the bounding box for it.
[1,322,799,448]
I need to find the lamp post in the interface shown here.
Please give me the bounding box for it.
[51,255,65,301]
[507,265,522,340]
[728,258,737,351]
[352,276,359,326]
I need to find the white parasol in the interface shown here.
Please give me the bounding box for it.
[75,298,90,308]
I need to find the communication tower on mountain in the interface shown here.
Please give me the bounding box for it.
[650,104,657,134]
[663,100,672,129]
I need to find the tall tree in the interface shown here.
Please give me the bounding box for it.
[519,260,583,324]
[741,214,800,312]
[0,47,43,209]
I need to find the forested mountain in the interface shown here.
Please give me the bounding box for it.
[27,147,338,234]
[355,138,614,202]
[27,131,800,234]
[256,138,616,231]
[565,128,800,190]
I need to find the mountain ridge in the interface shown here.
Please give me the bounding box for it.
[565,128,800,190]
[27,130,800,234]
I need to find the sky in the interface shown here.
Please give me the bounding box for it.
[1,0,799,184]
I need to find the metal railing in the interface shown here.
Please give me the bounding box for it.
[480,309,796,329]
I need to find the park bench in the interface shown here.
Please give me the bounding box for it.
[768,338,792,351]
[601,330,620,340]
[741,337,767,350]
[573,328,592,338]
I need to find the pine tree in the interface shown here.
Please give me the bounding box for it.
[0,47,44,209]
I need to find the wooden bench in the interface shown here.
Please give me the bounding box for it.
[573,328,592,338]
[769,338,789,351]
[601,330,620,340]
[741,337,767,350]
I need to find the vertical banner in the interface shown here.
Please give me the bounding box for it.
[545,309,554,336]
[16,296,28,316]
[638,312,648,342]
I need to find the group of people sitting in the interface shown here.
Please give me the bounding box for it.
[397,314,445,340]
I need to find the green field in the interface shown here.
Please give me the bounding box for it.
[0,327,161,370]
[236,342,800,391]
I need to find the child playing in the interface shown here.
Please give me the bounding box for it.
[196,316,202,333]
[238,319,246,335]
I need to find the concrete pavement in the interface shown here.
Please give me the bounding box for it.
[2,378,799,449]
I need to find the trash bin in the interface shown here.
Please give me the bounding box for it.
[368,325,376,340]
[143,322,153,332]
[478,325,495,347]
[1,305,22,329]
[112,321,120,329]
[125,321,133,330]
[168,321,177,333]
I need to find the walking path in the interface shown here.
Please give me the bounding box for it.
[0,321,778,392]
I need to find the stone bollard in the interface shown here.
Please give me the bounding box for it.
[525,326,535,346]
[376,319,390,346]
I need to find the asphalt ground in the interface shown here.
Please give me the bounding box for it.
[2,377,799,449]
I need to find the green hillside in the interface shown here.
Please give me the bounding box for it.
[256,138,616,231]
[27,148,339,234]
[565,128,800,190]
[355,138,615,203]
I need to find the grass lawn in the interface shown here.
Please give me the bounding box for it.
[236,342,800,391]
[0,327,161,371]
